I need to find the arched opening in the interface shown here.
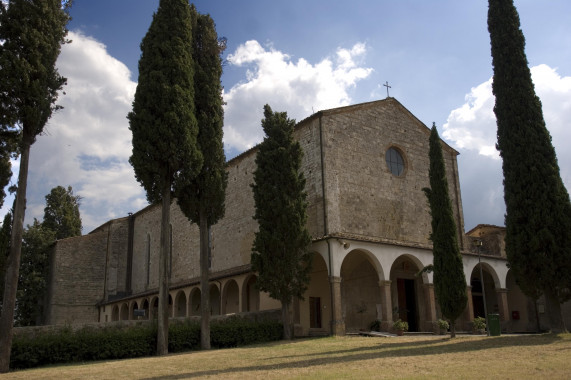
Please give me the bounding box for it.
[111,305,119,321]
[506,270,535,332]
[120,303,129,320]
[223,280,239,314]
[151,296,159,319]
[174,290,187,318]
[210,284,221,315]
[389,255,427,332]
[168,294,173,318]
[142,299,150,320]
[242,275,259,312]
[130,301,139,320]
[470,264,498,319]
[190,288,201,316]
[341,250,382,332]
[303,252,331,331]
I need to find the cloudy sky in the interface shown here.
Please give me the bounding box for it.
[2,0,570,234]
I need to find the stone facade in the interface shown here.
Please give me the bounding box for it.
[43,98,567,334]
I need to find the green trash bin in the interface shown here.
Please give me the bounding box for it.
[487,313,501,336]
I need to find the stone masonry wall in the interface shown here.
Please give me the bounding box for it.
[316,98,465,247]
[45,230,109,324]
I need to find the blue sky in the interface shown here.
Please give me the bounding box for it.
[2,0,570,234]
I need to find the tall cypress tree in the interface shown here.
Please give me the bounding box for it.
[423,124,467,338]
[251,105,312,340]
[176,6,227,350]
[43,185,82,240]
[488,0,571,332]
[0,0,70,372]
[128,0,202,355]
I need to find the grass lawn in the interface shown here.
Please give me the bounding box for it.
[1,333,570,379]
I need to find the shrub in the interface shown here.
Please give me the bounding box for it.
[10,317,283,370]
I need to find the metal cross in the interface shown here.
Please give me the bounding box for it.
[383,81,391,98]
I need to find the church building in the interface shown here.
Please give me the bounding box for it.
[43,98,562,335]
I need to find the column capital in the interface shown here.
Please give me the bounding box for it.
[496,288,509,294]
[329,276,342,284]
[378,280,392,287]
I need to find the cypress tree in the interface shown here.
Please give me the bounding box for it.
[128,0,202,355]
[43,185,82,240]
[0,0,70,371]
[176,6,227,350]
[251,105,312,340]
[488,0,571,332]
[423,124,467,338]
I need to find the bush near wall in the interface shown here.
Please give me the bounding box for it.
[10,317,283,370]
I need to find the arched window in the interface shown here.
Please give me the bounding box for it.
[385,147,405,176]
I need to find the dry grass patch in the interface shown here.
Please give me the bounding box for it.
[2,333,570,379]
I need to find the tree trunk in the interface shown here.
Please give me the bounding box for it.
[0,141,30,373]
[156,182,171,355]
[282,300,292,340]
[450,319,456,338]
[533,298,541,333]
[544,288,566,333]
[200,210,211,350]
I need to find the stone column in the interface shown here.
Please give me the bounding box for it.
[378,280,393,331]
[424,283,437,332]
[330,276,345,335]
[496,288,509,321]
[460,286,474,331]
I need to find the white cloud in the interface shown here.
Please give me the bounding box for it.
[22,31,146,232]
[443,64,571,230]
[223,40,373,153]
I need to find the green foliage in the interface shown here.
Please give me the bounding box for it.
[488,0,571,304]
[176,7,227,227]
[43,185,82,239]
[210,317,283,348]
[15,220,56,326]
[9,318,282,370]
[423,124,467,325]
[128,0,202,203]
[369,319,381,332]
[251,105,313,307]
[0,0,70,143]
[393,319,408,332]
[473,316,486,331]
[0,130,18,209]
[10,324,157,370]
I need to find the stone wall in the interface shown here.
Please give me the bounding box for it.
[308,99,465,248]
[45,230,109,324]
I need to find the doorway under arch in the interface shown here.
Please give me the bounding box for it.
[210,285,221,315]
[470,264,498,319]
[389,255,428,332]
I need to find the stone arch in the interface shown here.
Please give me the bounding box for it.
[210,284,221,315]
[142,298,150,320]
[189,288,201,316]
[130,301,139,320]
[111,305,119,321]
[470,263,499,318]
[389,254,429,332]
[242,275,259,312]
[222,280,240,314]
[304,251,331,331]
[120,303,129,320]
[340,249,383,332]
[174,290,187,318]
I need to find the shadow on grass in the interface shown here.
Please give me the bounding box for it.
[142,334,566,379]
